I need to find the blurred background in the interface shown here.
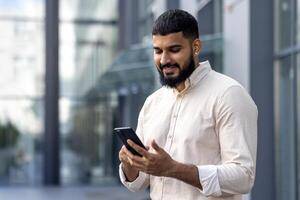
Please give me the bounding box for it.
[0,0,297,200]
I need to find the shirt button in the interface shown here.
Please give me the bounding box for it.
[173,114,177,118]
[168,135,172,140]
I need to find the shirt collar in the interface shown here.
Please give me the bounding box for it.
[173,60,212,95]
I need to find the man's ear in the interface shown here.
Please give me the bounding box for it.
[193,39,202,56]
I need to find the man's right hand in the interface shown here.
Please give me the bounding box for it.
[119,145,139,182]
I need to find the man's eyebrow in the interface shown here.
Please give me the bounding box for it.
[153,44,182,49]
[168,44,182,48]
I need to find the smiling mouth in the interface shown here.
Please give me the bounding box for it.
[163,66,179,75]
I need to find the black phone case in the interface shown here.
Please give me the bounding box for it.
[114,127,146,157]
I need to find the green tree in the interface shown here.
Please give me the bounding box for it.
[0,122,20,149]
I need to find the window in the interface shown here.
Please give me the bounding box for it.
[274,56,297,200]
[0,0,45,185]
[274,0,299,199]
[59,0,119,185]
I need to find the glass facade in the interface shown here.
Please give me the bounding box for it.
[297,53,300,198]
[276,0,293,50]
[0,0,45,185]
[137,0,154,43]
[0,0,157,187]
[59,0,119,185]
[275,0,299,199]
[197,0,223,72]
[0,0,224,189]
[0,3,262,200]
[274,57,297,200]
[58,0,157,186]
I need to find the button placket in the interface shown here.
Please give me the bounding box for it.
[165,94,183,153]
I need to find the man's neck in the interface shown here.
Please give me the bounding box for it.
[175,82,186,92]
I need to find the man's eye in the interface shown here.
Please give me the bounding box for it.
[170,48,181,52]
[154,50,162,54]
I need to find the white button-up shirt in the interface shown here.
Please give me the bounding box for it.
[119,61,258,200]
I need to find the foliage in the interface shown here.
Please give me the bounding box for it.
[0,122,20,148]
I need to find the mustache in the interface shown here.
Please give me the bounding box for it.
[159,63,180,70]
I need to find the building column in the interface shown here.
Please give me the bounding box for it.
[250,0,275,199]
[44,0,60,185]
[223,0,250,90]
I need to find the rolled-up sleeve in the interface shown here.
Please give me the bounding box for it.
[197,165,221,196]
[197,85,258,197]
[119,164,150,192]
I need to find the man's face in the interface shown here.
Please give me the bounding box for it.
[152,32,196,88]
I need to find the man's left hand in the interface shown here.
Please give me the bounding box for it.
[127,139,175,177]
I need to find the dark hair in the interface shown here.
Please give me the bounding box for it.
[152,9,199,40]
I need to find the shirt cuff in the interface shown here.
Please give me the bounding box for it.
[119,163,148,192]
[197,165,222,197]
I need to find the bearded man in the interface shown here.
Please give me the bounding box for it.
[118,9,258,200]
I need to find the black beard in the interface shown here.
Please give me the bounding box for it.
[157,55,196,88]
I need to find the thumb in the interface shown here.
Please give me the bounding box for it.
[151,140,163,153]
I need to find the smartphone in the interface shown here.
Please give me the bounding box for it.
[114,127,146,157]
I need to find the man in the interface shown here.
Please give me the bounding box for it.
[119,9,257,200]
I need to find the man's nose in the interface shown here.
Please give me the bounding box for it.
[160,52,171,65]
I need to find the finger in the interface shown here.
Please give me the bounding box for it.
[123,147,146,164]
[119,149,130,163]
[119,146,127,160]
[130,159,150,171]
[119,154,130,165]
[120,151,134,165]
[123,145,135,158]
[131,160,157,174]
[120,146,137,166]
[151,140,163,153]
[127,139,150,158]
[120,145,128,154]
[122,154,148,172]
[120,145,129,154]
[127,157,133,165]
[131,163,147,173]
[131,155,149,166]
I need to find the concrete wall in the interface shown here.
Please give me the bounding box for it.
[179,0,198,17]
[152,0,167,19]
[223,0,250,91]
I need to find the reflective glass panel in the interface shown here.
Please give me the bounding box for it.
[276,0,293,51]
[274,56,297,200]
[59,0,157,185]
[297,53,300,197]
[0,0,44,185]
[297,0,300,45]
[59,0,119,185]
[60,0,156,186]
